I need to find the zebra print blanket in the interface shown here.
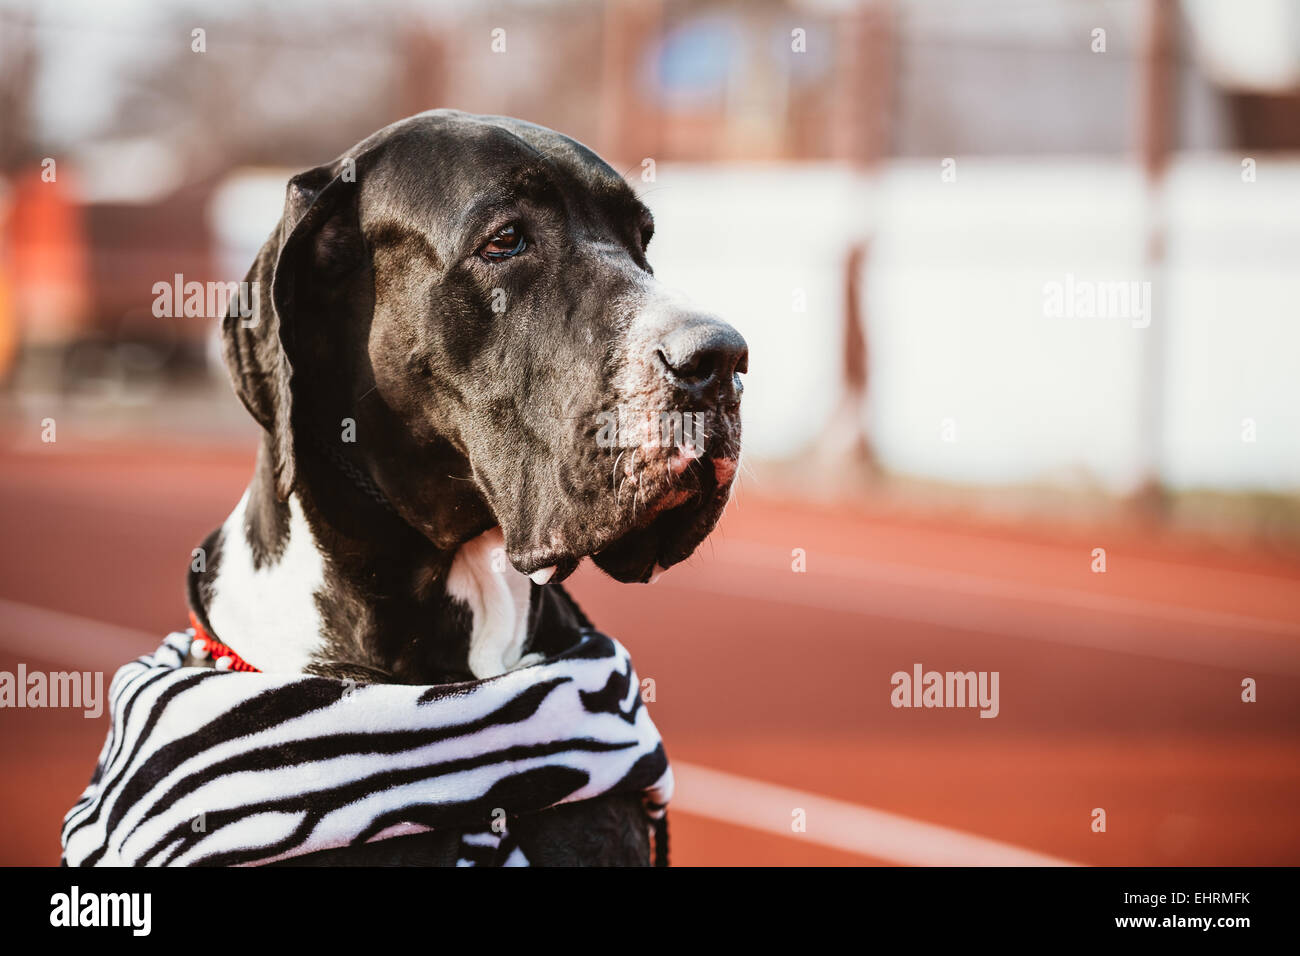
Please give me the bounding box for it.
[61,628,671,866]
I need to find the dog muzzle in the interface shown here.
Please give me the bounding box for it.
[61,628,671,866]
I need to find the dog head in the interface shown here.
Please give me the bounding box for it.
[225,110,746,585]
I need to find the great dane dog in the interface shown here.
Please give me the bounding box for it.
[187,110,747,865]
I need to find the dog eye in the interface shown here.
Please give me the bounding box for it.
[479,223,528,261]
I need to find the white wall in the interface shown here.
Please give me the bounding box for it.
[644,158,1300,493]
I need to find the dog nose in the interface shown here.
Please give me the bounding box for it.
[656,319,748,402]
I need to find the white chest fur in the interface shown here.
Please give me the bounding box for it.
[447,527,535,678]
[206,496,533,679]
[205,491,328,673]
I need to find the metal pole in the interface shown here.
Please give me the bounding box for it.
[1133,0,1175,514]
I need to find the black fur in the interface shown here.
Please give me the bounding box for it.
[191,110,747,865]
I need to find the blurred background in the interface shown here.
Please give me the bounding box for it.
[1,0,1298,866]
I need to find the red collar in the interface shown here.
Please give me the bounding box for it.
[188,611,260,672]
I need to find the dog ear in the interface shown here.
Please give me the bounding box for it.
[222,159,363,500]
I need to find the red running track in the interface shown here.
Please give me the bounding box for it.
[1,439,1297,865]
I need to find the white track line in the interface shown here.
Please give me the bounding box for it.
[0,598,159,673]
[0,597,1079,866]
[672,761,1078,867]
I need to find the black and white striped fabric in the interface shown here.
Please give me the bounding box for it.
[62,628,671,867]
